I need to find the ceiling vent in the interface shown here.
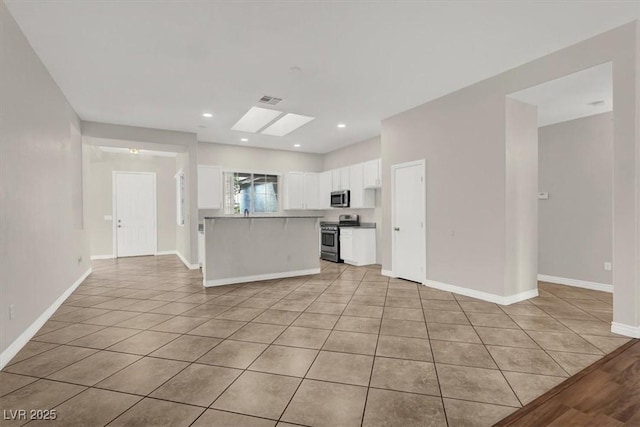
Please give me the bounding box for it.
[258,95,283,105]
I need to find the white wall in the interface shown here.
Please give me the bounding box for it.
[538,112,613,285]
[382,19,639,332]
[0,3,90,361]
[85,147,177,257]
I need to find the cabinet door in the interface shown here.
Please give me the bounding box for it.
[363,159,381,189]
[349,164,364,208]
[284,172,304,210]
[198,165,222,209]
[340,167,350,190]
[318,171,333,209]
[331,169,341,191]
[340,229,354,262]
[303,173,319,210]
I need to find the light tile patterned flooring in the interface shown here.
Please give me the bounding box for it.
[0,256,631,427]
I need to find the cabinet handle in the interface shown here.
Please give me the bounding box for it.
[394,227,400,231]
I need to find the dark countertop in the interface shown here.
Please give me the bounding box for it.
[320,221,376,229]
[204,216,324,219]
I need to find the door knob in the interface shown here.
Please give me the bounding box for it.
[394,227,400,231]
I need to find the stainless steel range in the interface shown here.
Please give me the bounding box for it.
[320,214,360,262]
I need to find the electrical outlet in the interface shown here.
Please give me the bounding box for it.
[604,262,612,271]
[9,304,14,320]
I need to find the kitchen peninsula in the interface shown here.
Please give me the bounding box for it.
[202,216,323,287]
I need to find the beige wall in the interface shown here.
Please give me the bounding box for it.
[538,112,613,285]
[505,98,538,296]
[85,147,178,257]
[0,4,90,360]
[382,22,639,330]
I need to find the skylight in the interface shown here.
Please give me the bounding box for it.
[231,107,282,133]
[261,113,315,136]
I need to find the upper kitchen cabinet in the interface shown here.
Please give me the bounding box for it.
[198,165,223,209]
[331,167,350,191]
[318,170,332,209]
[349,163,375,209]
[363,158,382,189]
[284,172,320,210]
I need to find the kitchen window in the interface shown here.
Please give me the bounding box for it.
[223,172,279,214]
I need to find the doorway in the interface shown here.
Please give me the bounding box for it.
[113,171,157,257]
[391,159,426,283]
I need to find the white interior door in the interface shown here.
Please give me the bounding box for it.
[392,160,426,283]
[114,172,157,257]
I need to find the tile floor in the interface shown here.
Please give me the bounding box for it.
[0,256,630,427]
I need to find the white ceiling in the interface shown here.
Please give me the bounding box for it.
[509,63,613,127]
[5,1,639,153]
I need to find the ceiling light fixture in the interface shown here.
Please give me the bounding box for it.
[232,107,283,133]
[262,113,315,136]
[294,144,301,148]
[337,123,346,128]
[240,138,248,142]
[129,148,139,154]
[202,112,213,118]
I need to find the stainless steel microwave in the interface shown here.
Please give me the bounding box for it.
[330,190,350,208]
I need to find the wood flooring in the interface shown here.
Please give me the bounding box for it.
[495,338,640,426]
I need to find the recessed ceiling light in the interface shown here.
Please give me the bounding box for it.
[337,123,346,128]
[262,113,315,136]
[232,107,283,133]
[293,144,301,148]
[129,148,139,154]
[240,138,248,142]
[202,112,213,118]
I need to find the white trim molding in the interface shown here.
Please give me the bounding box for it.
[0,268,92,370]
[538,274,613,293]
[204,268,321,287]
[156,250,177,256]
[175,251,200,270]
[90,254,114,260]
[381,269,395,278]
[423,279,538,305]
[611,322,640,338]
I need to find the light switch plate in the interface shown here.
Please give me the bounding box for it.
[604,262,612,271]
[538,192,549,200]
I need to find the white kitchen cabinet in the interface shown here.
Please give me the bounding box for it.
[340,227,376,266]
[331,167,350,191]
[198,165,223,209]
[284,172,320,210]
[318,170,333,209]
[363,158,382,189]
[349,163,375,209]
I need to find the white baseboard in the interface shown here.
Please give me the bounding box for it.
[381,269,395,278]
[611,322,640,338]
[538,274,612,293]
[423,279,538,306]
[204,268,321,287]
[155,250,177,256]
[175,251,200,270]
[90,254,114,260]
[0,268,92,370]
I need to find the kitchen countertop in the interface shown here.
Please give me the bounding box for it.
[320,221,376,229]
[204,215,324,219]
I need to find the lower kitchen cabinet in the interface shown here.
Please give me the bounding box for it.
[340,227,376,266]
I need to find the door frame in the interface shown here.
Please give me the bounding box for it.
[391,159,426,282]
[112,171,158,258]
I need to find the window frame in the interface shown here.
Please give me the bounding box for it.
[222,169,282,215]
